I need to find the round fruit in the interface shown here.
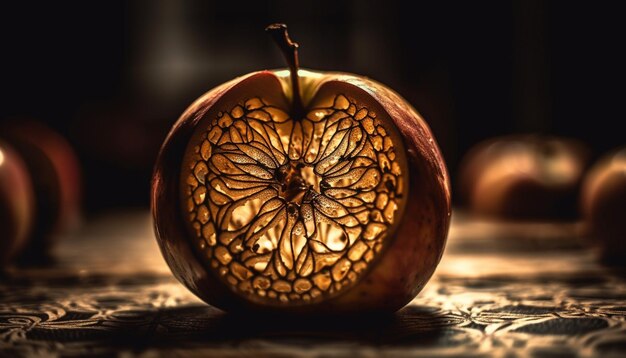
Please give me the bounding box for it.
[581,148,626,263]
[152,24,450,313]
[0,141,35,266]
[1,120,81,261]
[459,135,589,220]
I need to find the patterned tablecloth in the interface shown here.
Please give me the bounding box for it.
[1,211,625,357]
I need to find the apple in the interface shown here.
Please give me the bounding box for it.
[152,24,451,313]
[0,141,35,266]
[1,120,81,262]
[581,148,626,263]
[459,135,589,220]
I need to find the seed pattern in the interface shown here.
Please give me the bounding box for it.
[182,94,405,304]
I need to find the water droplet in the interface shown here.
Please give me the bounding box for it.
[193,186,206,205]
[218,113,233,127]
[192,222,201,237]
[355,108,368,120]
[229,237,244,253]
[371,135,383,151]
[186,175,198,189]
[294,278,313,293]
[363,222,386,240]
[202,222,216,245]
[230,261,252,280]
[193,162,209,184]
[200,140,212,161]
[331,258,352,281]
[348,241,368,261]
[196,205,209,224]
[226,275,238,286]
[376,193,389,210]
[215,246,232,265]
[265,107,289,122]
[384,201,398,223]
[231,105,244,118]
[253,276,271,289]
[245,97,264,110]
[312,272,332,291]
[238,280,252,292]
[362,117,375,134]
[333,95,350,110]
[310,288,322,298]
[208,126,222,144]
[347,104,357,116]
[272,280,292,293]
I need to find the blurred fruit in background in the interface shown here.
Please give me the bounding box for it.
[1,120,81,264]
[459,135,589,220]
[0,141,35,267]
[581,148,626,264]
[70,102,170,211]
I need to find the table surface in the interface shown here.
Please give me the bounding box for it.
[1,211,626,357]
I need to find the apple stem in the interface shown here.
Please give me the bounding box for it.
[266,23,305,118]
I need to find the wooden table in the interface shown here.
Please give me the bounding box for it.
[2,211,625,357]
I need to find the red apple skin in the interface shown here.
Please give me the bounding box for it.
[459,135,589,220]
[152,70,451,314]
[0,142,35,266]
[1,121,81,261]
[581,148,626,263]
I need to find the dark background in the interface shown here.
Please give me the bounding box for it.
[1,0,623,213]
